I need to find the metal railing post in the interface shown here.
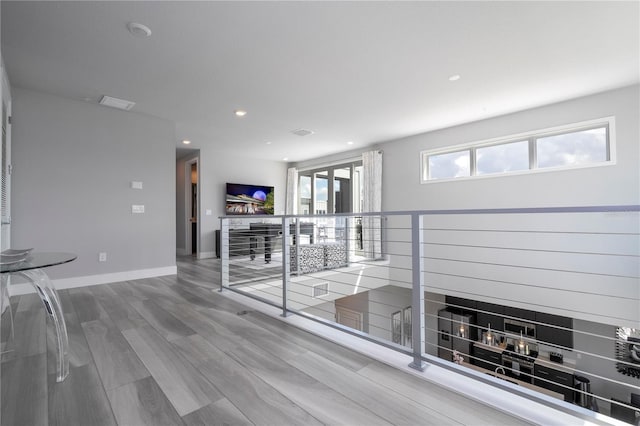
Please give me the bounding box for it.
[409,212,426,371]
[220,218,230,292]
[344,216,350,265]
[295,219,301,277]
[281,217,291,317]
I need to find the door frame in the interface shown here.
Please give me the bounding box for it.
[185,157,199,256]
[335,306,364,332]
[1,59,12,253]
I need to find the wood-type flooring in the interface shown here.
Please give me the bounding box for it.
[1,256,535,426]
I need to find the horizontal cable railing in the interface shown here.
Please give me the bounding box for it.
[220,206,640,424]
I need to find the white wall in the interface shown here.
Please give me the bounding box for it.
[368,285,412,342]
[379,85,639,328]
[381,85,639,210]
[197,145,288,258]
[336,291,370,333]
[10,88,176,282]
[302,301,335,322]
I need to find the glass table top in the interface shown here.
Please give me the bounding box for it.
[0,252,77,273]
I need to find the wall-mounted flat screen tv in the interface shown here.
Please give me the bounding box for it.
[225,183,274,215]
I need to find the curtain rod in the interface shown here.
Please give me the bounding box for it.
[295,149,382,172]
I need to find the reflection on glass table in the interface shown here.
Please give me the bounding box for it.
[1,251,77,382]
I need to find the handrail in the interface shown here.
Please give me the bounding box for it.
[220,204,640,220]
[219,206,640,424]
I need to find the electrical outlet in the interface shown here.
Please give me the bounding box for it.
[99,252,107,262]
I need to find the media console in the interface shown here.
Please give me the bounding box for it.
[216,223,315,261]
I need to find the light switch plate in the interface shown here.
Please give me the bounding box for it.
[131,181,143,189]
[132,205,145,214]
[205,209,212,216]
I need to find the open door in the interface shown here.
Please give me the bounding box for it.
[185,158,198,256]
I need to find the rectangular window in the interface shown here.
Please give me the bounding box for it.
[536,126,608,169]
[420,117,613,183]
[426,150,470,180]
[476,140,529,175]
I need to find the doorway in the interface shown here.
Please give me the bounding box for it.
[1,78,11,253]
[185,158,198,256]
[335,306,363,331]
[298,161,361,216]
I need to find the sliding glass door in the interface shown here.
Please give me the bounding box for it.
[298,161,362,216]
[314,171,328,215]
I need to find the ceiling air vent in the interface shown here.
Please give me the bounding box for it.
[291,128,314,137]
[99,95,136,111]
[312,282,329,298]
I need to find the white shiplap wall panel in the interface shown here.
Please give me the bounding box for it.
[422,211,639,234]
[424,272,639,326]
[418,211,639,327]
[423,259,638,299]
[423,245,638,279]
[423,230,639,256]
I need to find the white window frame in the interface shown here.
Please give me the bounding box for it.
[298,159,363,215]
[420,116,616,184]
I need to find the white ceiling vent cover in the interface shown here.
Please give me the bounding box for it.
[291,128,314,137]
[99,95,136,111]
[312,282,329,298]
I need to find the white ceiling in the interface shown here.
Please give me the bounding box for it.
[2,1,638,162]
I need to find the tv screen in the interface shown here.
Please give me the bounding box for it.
[226,183,274,215]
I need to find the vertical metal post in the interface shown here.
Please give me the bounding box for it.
[409,213,427,371]
[344,215,350,265]
[295,219,301,277]
[281,217,291,317]
[220,218,229,292]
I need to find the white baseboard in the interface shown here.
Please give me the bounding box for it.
[8,265,178,296]
[198,251,215,259]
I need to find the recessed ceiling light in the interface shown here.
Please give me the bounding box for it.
[127,22,152,38]
[291,128,314,137]
[182,140,191,145]
[448,74,461,81]
[265,141,272,145]
[234,110,247,117]
[347,141,354,145]
[99,95,136,111]
[282,157,289,161]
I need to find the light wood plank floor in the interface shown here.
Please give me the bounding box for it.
[1,256,536,426]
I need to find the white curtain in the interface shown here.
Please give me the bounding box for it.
[285,167,298,215]
[362,150,382,259]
